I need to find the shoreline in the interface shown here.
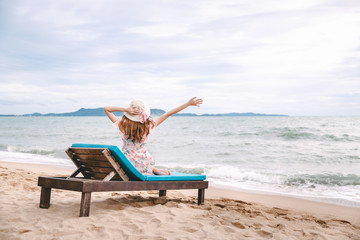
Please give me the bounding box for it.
[1,160,359,225]
[209,182,360,209]
[2,150,359,210]
[1,157,359,208]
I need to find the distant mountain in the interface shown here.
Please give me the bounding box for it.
[23,108,107,117]
[0,108,288,117]
[174,113,198,116]
[212,112,287,117]
[179,112,288,117]
[18,108,166,117]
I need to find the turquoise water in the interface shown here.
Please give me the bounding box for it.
[0,116,359,207]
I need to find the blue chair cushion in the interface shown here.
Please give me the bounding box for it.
[145,172,206,181]
[71,143,206,181]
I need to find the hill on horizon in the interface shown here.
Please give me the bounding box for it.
[0,107,288,117]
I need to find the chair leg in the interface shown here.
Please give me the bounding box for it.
[80,192,92,217]
[40,187,51,208]
[198,188,205,205]
[159,190,167,197]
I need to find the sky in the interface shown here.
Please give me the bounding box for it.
[0,0,359,116]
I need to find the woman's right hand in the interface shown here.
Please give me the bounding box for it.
[187,97,203,107]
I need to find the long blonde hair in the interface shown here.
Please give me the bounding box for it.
[118,115,154,142]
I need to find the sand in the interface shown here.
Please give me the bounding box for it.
[0,161,359,240]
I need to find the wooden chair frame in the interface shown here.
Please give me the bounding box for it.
[38,147,208,217]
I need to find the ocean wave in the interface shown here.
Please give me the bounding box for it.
[0,144,7,151]
[213,126,360,143]
[214,152,233,156]
[205,166,360,207]
[277,129,316,140]
[218,131,238,136]
[7,145,57,156]
[205,166,360,187]
[172,142,196,148]
[0,151,72,167]
[268,127,360,142]
[219,127,319,140]
[322,134,360,142]
[205,166,285,184]
[285,173,360,186]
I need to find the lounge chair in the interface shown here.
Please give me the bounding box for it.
[38,143,208,217]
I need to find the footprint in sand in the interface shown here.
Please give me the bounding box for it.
[308,231,327,240]
[164,201,178,208]
[123,223,141,231]
[214,203,226,208]
[256,229,273,239]
[180,221,205,233]
[134,209,154,216]
[273,223,285,230]
[23,185,38,191]
[252,222,264,230]
[87,224,105,233]
[315,219,328,228]
[231,221,246,229]
[181,226,198,233]
[148,217,162,227]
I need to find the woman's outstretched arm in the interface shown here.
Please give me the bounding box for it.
[155,97,203,126]
[104,106,140,123]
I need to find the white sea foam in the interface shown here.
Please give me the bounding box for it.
[0,151,73,168]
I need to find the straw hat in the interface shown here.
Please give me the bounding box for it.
[124,99,151,123]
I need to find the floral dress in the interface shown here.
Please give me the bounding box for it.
[112,119,155,175]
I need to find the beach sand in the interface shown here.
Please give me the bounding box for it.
[0,161,359,240]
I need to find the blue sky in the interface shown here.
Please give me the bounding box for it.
[0,0,359,116]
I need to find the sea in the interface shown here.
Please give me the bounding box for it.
[0,116,359,208]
